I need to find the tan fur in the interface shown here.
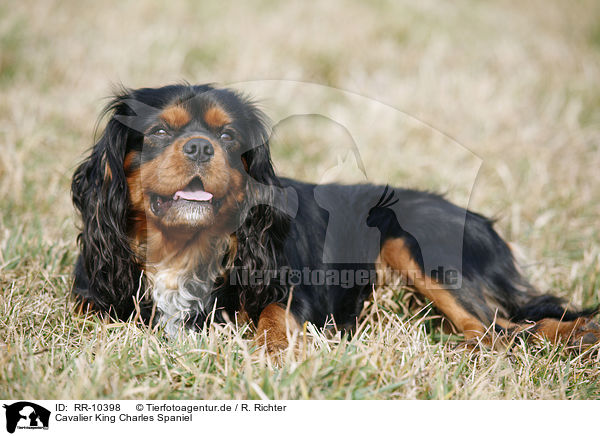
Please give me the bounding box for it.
[532,317,600,345]
[160,104,191,128]
[255,303,300,353]
[104,159,112,182]
[204,105,231,128]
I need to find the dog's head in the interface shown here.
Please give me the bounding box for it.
[72,84,285,318]
[121,85,273,233]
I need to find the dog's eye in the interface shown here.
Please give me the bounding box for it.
[220,132,234,142]
[151,128,169,137]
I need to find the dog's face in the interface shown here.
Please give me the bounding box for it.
[120,86,266,237]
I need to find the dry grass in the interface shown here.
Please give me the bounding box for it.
[1,0,600,399]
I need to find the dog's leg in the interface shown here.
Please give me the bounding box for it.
[526,317,600,346]
[379,238,489,341]
[380,237,600,348]
[255,303,300,354]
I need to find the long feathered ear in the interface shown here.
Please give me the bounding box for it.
[234,105,291,321]
[71,104,146,320]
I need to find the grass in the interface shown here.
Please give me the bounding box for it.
[1,0,600,399]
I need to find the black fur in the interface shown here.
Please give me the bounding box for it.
[72,106,146,320]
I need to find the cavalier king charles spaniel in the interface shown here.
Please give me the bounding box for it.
[72,84,599,352]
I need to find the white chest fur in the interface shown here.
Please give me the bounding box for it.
[144,235,232,336]
[149,268,214,336]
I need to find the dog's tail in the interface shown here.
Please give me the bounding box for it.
[509,294,598,323]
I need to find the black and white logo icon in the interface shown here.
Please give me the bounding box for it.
[3,402,50,434]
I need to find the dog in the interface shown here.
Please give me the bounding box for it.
[71,83,600,353]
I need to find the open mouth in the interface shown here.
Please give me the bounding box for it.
[149,177,220,217]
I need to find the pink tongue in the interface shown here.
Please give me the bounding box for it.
[173,190,213,202]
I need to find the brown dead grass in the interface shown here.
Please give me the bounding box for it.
[1,0,600,399]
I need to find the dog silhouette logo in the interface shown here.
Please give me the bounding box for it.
[2,402,50,433]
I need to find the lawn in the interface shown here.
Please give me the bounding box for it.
[1,0,600,399]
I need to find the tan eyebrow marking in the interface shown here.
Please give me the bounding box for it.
[204,105,231,128]
[159,104,191,128]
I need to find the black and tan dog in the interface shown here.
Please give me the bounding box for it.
[72,83,600,352]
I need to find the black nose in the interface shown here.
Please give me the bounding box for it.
[183,138,214,162]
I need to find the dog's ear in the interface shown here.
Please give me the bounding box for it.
[241,105,278,186]
[234,104,291,321]
[71,96,146,320]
